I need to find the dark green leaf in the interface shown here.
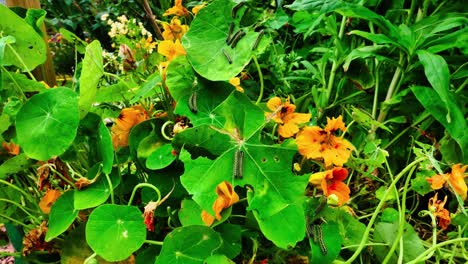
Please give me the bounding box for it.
[146,144,176,170]
[45,191,78,241]
[0,154,33,180]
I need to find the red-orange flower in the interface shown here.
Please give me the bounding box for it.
[265,97,311,138]
[428,193,451,230]
[427,164,467,200]
[2,141,20,155]
[163,0,189,17]
[201,181,239,226]
[39,189,62,214]
[309,167,350,206]
[111,105,149,149]
[296,115,354,167]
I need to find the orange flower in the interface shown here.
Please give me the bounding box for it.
[428,193,451,230]
[296,115,354,167]
[265,97,311,138]
[163,0,189,17]
[162,17,189,40]
[2,141,20,155]
[39,189,61,214]
[427,164,467,200]
[201,181,239,226]
[229,77,244,93]
[111,105,149,149]
[309,167,350,206]
[157,39,186,61]
[192,2,206,15]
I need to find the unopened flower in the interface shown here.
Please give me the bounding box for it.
[201,181,239,226]
[309,167,350,206]
[163,0,189,17]
[2,141,20,155]
[266,97,311,138]
[296,115,354,167]
[428,193,451,230]
[427,164,467,200]
[143,202,158,232]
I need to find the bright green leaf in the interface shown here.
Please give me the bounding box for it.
[0,154,32,180]
[79,40,103,119]
[204,255,234,264]
[98,121,114,174]
[86,204,146,262]
[16,88,79,161]
[45,191,78,242]
[309,222,342,264]
[155,225,223,264]
[0,5,46,71]
[178,199,206,226]
[146,144,176,170]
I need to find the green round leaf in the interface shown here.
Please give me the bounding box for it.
[98,122,114,174]
[178,199,206,226]
[146,144,176,170]
[45,191,78,242]
[204,255,234,264]
[0,5,46,71]
[16,88,79,161]
[86,204,146,262]
[182,0,269,80]
[155,225,223,264]
[309,222,342,264]
[166,56,196,102]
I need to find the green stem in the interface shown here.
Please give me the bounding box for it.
[144,239,164,246]
[382,165,417,264]
[0,198,40,223]
[128,183,161,206]
[253,55,264,105]
[382,112,431,149]
[1,66,27,102]
[49,166,76,189]
[0,179,35,203]
[5,43,36,81]
[407,238,468,264]
[0,213,30,227]
[343,158,425,264]
[377,53,404,123]
[161,120,174,141]
[83,253,97,264]
[104,172,115,204]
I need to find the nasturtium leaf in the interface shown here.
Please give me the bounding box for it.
[0,154,33,180]
[24,9,46,36]
[252,201,306,249]
[215,224,241,259]
[129,72,162,104]
[95,79,138,102]
[155,225,223,264]
[376,186,396,202]
[0,5,46,71]
[45,191,78,242]
[174,80,233,128]
[182,0,270,81]
[79,40,103,119]
[165,56,196,102]
[203,255,234,264]
[16,88,79,161]
[410,170,434,196]
[179,199,206,226]
[74,165,118,210]
[86,204,146,262]
[309,222,342,264]
[146,144,176,170]
[172,124,232,158]
[128,118,167,169]
[2,72,47,93]
[98,121,114,174]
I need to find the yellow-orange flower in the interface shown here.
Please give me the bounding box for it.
[229,77,244,93]
[162,17,189,40]
[39,189,62,214]
[296,115,354,167]
[137,36,157,53]
[427,164,467,200]
[309,167,350,206]
[157,39,186,61]
[163,0,189,17]
[201,181,239,226]
[192,2,206,15]
[428,193,451,230]
[2,141,20,155]
[111,105,149,149]
[265,97,311,138]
